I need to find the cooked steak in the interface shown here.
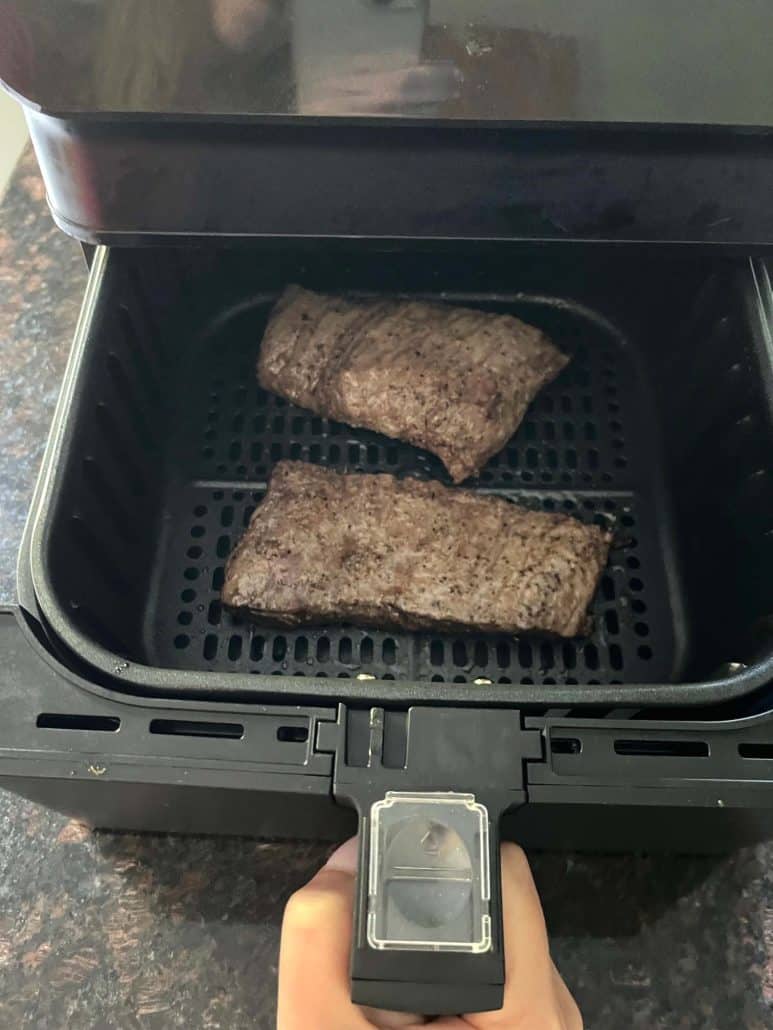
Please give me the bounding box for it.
[258,285,569,483]
[222,462,610,638]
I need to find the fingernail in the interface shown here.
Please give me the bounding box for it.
[324,835,359,875]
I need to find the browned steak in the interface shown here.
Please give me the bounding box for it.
[222,462,610,638]
[258,285,569,483]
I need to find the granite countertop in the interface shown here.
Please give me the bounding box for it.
[1,149,772,1030]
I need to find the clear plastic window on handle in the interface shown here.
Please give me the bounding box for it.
[367,791,492,954]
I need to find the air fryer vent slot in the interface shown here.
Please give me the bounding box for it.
[614,739,709,758]
[37,713,120,732]
[149,718,244,740]
[738,743,773,759]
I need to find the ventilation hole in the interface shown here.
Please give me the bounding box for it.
[520,676,534,685]
[539,643,554,671]
[626,556,641,569]
[187,545,203,560]
[339,637,353,663]
[277,725,309,743]
[317,637,330,662]
[228,636,243,661]
[250,636,265,661]
[177,611,193,626]
[151,719,243,740]
[615,739,707,758]
[621,514,635,527]
[518,641,533,668]
[329,444,341,463]
[37,714,120,732]
[602,577,615,604]
[243,506,255,527]
[383,639,397,665]
[634,622,650,637]
[202,447,214,459]
[386,445,398,465]
[739,743,773,759]
[361,637,374,663]
[629,578,644,592]
[638,645,653,660]
[496,642,511,668]
[584,643,599,670]
[216,535,231,559]
[604,610,620,635]
[310,444,322,462]
[474,640,489,667]
[294,638,308,662]
[453,641,468,667]
[273,637,287,662]
[551,737,581,755]
[270,442,282,461]
[430,640,444,666]
[632,599,647,614]
[184,567,199,581]
[526,448,538,469]
[609,644,623,670]
[348,444,360,465]
[181,589,196,603]
[194,505,207,517]
[220,506,234,528]
[207,601,222,625]
[562,643,577,670]
[211,567,224,590]
[191,525,205,538]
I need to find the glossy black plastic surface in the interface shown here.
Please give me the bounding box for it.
[2,1,772,124]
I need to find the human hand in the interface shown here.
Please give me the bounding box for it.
[278,837,582,1028]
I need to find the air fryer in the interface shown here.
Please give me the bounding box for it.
[2,0,773,1015]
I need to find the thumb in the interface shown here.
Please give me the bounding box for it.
[277,837,426,1029]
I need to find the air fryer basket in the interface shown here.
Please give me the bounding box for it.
[24,247,773,706]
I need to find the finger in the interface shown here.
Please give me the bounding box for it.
[552,962,584,1030]
[277,838,427,1030]
[465,844,565,1028]
[278,838,369,1030]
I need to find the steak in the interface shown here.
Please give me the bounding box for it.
[222,462,611,638]
[258,285,569,483]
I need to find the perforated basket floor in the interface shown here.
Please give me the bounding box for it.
[146,290,679,687]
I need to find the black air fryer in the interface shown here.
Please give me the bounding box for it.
[2,0,773,1014]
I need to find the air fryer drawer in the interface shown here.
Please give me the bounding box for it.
[21,247,773,708]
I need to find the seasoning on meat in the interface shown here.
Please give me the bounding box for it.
[258,285,569,483]
[222,462,611,638]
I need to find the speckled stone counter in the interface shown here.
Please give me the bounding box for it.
[1,150,772,1030]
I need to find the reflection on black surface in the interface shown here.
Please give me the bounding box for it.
[0,0,771,124]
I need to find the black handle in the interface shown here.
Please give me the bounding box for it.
[350,801,506,1015]
[328,705,540,1015]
